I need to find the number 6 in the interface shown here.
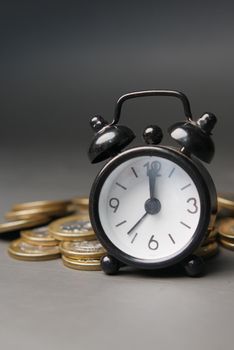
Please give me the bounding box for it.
[148,235,159,250]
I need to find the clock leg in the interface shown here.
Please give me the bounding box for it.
[182,255,205,277]
[101,254,121,275]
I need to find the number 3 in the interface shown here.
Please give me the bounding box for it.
[187,197,198,214]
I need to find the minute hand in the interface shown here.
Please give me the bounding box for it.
[127,212,148,236]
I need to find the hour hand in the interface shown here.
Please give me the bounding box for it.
[149,169,157,199]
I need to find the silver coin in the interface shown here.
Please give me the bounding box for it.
[18,240,56,253]
[69,240,104,253]
[29,226,49,238]
[60,220,92,233]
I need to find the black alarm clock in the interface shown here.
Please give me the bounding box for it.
[88,90,217,277]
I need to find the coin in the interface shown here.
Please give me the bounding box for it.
[0,217,50,234]
[219,238,234,251]
[62,255,101,271]
[217,218,234,240]
[72,197,89,206]
[12,199,71,211]
[218,193,234,211]
[218,194,234,218]
[60,240,106,259]
[5,206,74,221]
[72,197,89,214]
[21,226,59,246]
[49,215,95,241]
[8,239,60,261]
[196,241,219,259]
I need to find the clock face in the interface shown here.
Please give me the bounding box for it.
[96,150,204,264]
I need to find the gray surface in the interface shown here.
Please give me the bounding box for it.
[0,233,234,350]
[1,1,234,349]
[0,151,234,350]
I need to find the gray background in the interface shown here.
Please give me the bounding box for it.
[0,1,234,349]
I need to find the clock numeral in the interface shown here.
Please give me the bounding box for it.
[109,198,119,213]
[148,235,159,250]
[144,161,161,176]
[187,197,198,214]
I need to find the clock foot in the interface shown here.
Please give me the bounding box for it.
[182,255,205,277]
[101,254,120,275]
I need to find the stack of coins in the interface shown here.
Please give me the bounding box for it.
[0,199,73,241]
[8,236,60,261]
[14,225,61,261]
[60,240,106,271]
[6,199,74,222]
[48,212,106,270]
[4,199,73,261]
[5,197,106,270]
[195,193,234,256]
[215,193,234,251]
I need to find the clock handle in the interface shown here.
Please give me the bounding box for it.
[112,90,193,125]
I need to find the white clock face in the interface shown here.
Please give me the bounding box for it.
[98,154,201,262]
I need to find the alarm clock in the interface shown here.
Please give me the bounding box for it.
[88,90,217,277]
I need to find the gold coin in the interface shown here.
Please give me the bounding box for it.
[5,213,50,221]
[8,239,60,261]
[21,226,59,246]
[60,240,106,259]
[71,197,89,214]
[72,197,89,206]
[12,199,71,211]
[62,255,101,271]
[5,206,73,221]
[48,215,95,241]
[217,218,234,240]
[218,193,234,211]
[196,241,219,259]
[218,194,234,218]
[0,217,50,234]
[219,238,234,251]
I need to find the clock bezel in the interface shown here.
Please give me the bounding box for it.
[89,146,211,270]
